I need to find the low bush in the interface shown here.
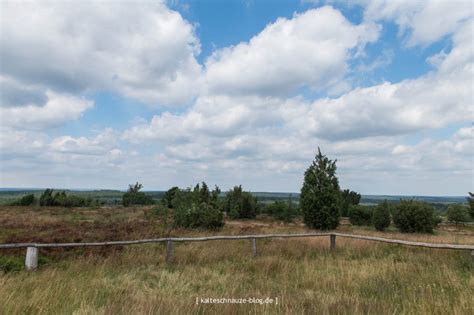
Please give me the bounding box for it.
[372,200,391,231]
[393,200,439,233]
[447,204,470,224]
[11,193,35,206]
[348,205,373,226]
[340,189,361,216]
[157,183,225,230]
[173,202,224,230]
[264,200,299,222]
[37,189,101,207]
[122,182,154,207]
[223,185,258,219]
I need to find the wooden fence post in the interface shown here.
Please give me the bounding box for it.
[471,250,474,263]
[252,238,257,257]
[330,234,336,251]
[166,240,174,263]
[25,247,38,271]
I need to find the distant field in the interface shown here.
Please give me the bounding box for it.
[0,205,473,314]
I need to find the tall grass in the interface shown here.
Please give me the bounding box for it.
[1,237,473,314]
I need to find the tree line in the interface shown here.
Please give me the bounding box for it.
[10,148,474,233]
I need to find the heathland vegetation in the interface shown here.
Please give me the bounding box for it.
[5,148,474,232]
[1,148,473,313]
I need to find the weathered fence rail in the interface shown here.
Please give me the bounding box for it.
[1,233,473,271]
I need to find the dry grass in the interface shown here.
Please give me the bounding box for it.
[0,206,473,314]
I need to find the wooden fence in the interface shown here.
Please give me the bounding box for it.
[1,233,473,271]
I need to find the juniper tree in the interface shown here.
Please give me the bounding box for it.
[300,147,340,230]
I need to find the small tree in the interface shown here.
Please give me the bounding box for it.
[447,204,469,225]
[210,185,221,209]
[340,189,361,216]
[348,205,373,226]
[162,186,179,208]
[393,200,439,233]
[264,197,299,222]
[122,182,154,207]
[372,200,391,231]
[12,194,35,206]
[467,192,474,219]
[168,185,224,230]
[223,185,257,219]
[39,189,55,206]
[300,148,340,230]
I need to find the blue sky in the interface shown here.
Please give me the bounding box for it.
[0,0,472,195]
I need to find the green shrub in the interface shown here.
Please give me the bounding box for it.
[160,183,225,230]
[340,189,361,217]
[39,189,55,206]
[264,200,299,222]
[0,256,24,273]
[11,193,35,206]
[122,182,154,207]
[300,148,340,230]
[447,204,470,224]
[393,200,439,233]
[468,192,474,219]
[173,202,224,230]
[37,189,99,207]
[223,185,258,219]
[348,205,373,226]
[161,186,180,208]
[372,200,391,231]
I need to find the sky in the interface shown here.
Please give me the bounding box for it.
[0,0,472,195]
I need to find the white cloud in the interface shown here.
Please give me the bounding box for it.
[50,129,117,156]
[299,15,473,140]
[0,91,94,129]
[362,0,472,47]
[204,6,380,96]
[0,0,201,107]
[1,2,472,194]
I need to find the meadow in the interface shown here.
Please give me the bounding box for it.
[0,205,473,314]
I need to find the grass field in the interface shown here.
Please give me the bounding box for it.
[0,206,473,314]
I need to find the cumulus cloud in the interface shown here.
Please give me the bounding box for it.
[1,2,472,193]
[0,91,94,129]
[299,17,473,140]
[204,6,380,96]
[49,129,118,156]
[0,0,201,107]
[362,0,472,46]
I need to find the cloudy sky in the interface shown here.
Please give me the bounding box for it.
[0,0,472,195]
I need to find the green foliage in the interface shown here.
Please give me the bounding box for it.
[122,182,154,207]
[151,203,173,231]
[210,185,221,209]
[161,186,179,208]
[447,204,470,224]
[0,256,24,273]
[340,189,361,216]
[348,205,373,226]
[300,148,340,230]
[372,200,391,231]
[39,189,55,206]
[393,200,439,233]
[37,189,101,207]
[11,193,35,206]
[170,183,224,230]
[467,192,474,219]
[173,202,224,230]
[223,185,258,219]
[264,196,299,222]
